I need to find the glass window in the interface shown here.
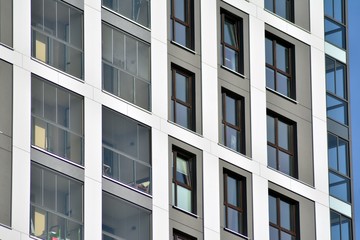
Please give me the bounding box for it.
[267,113,296,177]
[171,66,195,130]
[102,0,150,28]
[102,107,151,194]
[31,0,84,79]
[173,229,196,240]
[326,94,348,125]
[325,18,346,49]
[328,133,349,176]
[172,148,195,213]
[170,0,194,49]
[0,0,13,46]
[269,192,298,240]
[102,23,151,110]
[221,89,245,154]
[329,171,351,203]
[265,35,294,98]
[330,211,352,240]
[30,163,83,240]
[221,11,243,74]
[102,192,151,240]
[265,0,293,21]
[224,171,247,236]
[31,75,84,165]
[326,56,346,99]
[324,0,344,24]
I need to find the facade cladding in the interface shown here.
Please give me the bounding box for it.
[0,0,354,239]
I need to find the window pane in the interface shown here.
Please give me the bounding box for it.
[176,156,190,185]
[67,220,83,239]
[126,37,137,75]
[70,94,83,135]
[269,195,277,224]
[31,78,44,117]
[225,126,240,151]
[276,43,289,73]
[279,151,292,176]
[70,8,83,49]
[330,211,341,240]
[175,103,191,128]
[328,134,338,172]
[120,70,135,103]
[266,38,273,65]
[119,155,135,185]
[43,169,56,211]
[70,181,83,222]
[270,226,279,240]
[335,63,346,98]
[227,207,240,233]
[327,94,347,125]
[329,172,350,202]
[326,57,336,93]
[175,72,188,102]
[175,22,187,48]
[265,0,274,12]
[177,185,192,212]
[268,146,277,170]
[57,89,69,127]
[325,18,346,49]
[174,0,186,21]
[280,200,292,230]
[56,175,69,216]
[333,0,344,23]
[227,176,238,206]
[266,67,275,90]
[113,30,125,68]
[138,42,150,80]
[341,217,351,240]
[67,46,83,79]
[224,19,237,46]
[135,78,150,110]
[57,3,70,42]
[267,115,275,143]
[224,47,238,71]
[276,0,291,20]
[280,231,295,240]
[31,165,42,206]
[277,72,290,97]
[338,139,349,175]
[278,120,290,150]
[31,0,43,29]
[102,24,113,63]
[103,63,119,95]
[44,83,56,122]
[44,0,56,37]
[138,125,151,164]
[225,95,236,125]
[136,162,151,193]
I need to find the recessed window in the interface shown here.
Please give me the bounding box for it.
[170,0,194,50]
[102,192,151,240]
[221,89,245,154]
[221,11,243,74]
[102,0,150,28]
[102,107,152,194]
[102,23,151,110]
[171,66,195,130]
[324,0,345,23]
[330,211,352,240]
[329,171,351,203]
[31,75,84,165]
[224,171,247,236]
[328,133,349,176]
[172,148,195,213]
[269,192,298,240]
[325,18,346,49]
[267,112,296,177]
[265,35,294,98]
[31,0,84,79]
[265,0,293,22]
[173,229,196,240]
[0,0,12,46]
[30,163,83,240]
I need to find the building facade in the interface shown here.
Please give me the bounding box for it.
[0,0,354,239]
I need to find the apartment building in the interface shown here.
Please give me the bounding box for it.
[0,0,354,239]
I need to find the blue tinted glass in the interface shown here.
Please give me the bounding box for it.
[227,207,239,233]
[277,73,290,97]
[226,126,240,152]
[331,212,341,240]
[266,68,275,90]
[225,95,237,125]
[279,151,292,176]
[324,0,333,17]
[328,134,338,171]
[269,195,277,224]
[326,57,336,93]
[265,0,274,12]
[325,18,346,49]
[268,146,277,169]
[338,139,349,176]
[335,63,346,98]
[276,43,289,73]
[174,0,186,21]
[227,176,238,206]
[276,0,287,19]
[266,38,273,65]
[175,103,191,128]
[174,22,187,46]
[341,217,352,240]
[224,19,237,46]
[329,172,350,202]
[175,72,188,102]
[334,0,344,23]
[280,200,292,230]
[326,94,348,125]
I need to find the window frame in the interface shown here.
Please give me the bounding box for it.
[170,0,194,50]
[220,11,243,74]
[221,88,245,154]
[330,210,352,240]
[223,170,247,236]
[269,191,299,240]
[265,34,295,99]
[172,147,196,214]
[173,229,197,240]
[171,65,195,131]
[267,111,297,178]
[265,0,294,22]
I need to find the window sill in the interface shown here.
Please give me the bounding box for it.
[218,143,251,160]
[266,87,298,104]
[170,40,197,54]
[172,205,199,218]
[0,42,13,50]
[0,223,11,230]
[31,57,84,83]
[31,145,84,169]
[224,228,250,239]
[102,175,153,199]
[168,120,203,138]
[220,65,246,79]
[102,6,151,31]
[267,166,315,189]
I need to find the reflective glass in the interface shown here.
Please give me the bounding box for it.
[227,207,240,233]
[227,176,238,206]
[174,0,186,21]
[224,19,236,46]
[267,115,275,143]
[276,43,289,73]
[338,139,349,175]
[175,22,187,47]
[177,185,192,212]
[103,63,119,95]
[224,47,238,71]
[270,226,279,240]
[341,217,351,240]
[266,67,275,90]
[279,151,292,176]
[269,195,277,224]
[175,72,188,102]
[280,231,295,240]
[225,95,237,125]
[327,94,347,125]
[280,200,292,230]
[277,73,290,97]
[175,103,191,128]
[329,172,350,202]
[126,37,137,75]
[268,146,277,170]
[226,126,239,151]
[176,156,190,185]
[265,0,274,12]
[135,78,150,110]
[325,18,346,49]
[330,211,341,240]
[278,120,290,150]
[328,134,338,172]
[266,38,273,65]
[335,63,346,98]
[326,57,336,93]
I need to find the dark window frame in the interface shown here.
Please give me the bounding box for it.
[223,170,247,236]
[266,34,295,99]
[170,0,194,50]
[267,111,297,178]
[221,89,245,154]
[220,11,243,74]
[171,65,195,131]
[265,0,294,22]
[330,210,352,240]
[172,147,196,214]
[269,191,299,240]
[173,229,197,240]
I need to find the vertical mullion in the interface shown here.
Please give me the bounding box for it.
[273,40,278,92]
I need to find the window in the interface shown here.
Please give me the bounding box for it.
[267,113,296,177]
[324,0,344,23]
[173,229,196,240]
[223,171,246,236]
[31,75,84,165]
[265,0,293,22]
[172,148,195,213]
[170,0,194,49]
[171,66,195,130]
[102,107,151,194]
[0,0,12,46]
[30,163,83,240]
[102,23,151,110]
[265,35,294,98]
[330,211,352,240]
[221,89,245,154]
[102,192,151,240]
[220,11,243,74]
[324,0,346,49]
[102,0,150,28]
[269,192,298,240]
[325,56,348,125]
[31,0,84,79]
